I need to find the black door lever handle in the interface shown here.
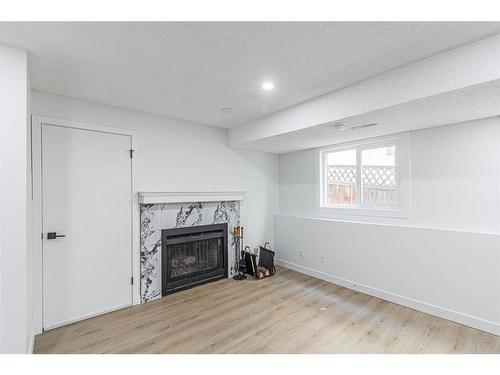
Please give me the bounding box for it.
[47,232,66,240]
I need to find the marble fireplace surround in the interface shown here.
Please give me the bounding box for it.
[139,192,245,303]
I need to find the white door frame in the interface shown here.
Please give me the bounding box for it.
[31,115,141,334]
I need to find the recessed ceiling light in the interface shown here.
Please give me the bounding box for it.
[261,82,275,91]
[221,107,233,113]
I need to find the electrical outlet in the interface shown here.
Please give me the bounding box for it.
[299,250,305,259]
[320,255,327,263]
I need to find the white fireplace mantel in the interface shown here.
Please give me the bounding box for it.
[138,191,246,204]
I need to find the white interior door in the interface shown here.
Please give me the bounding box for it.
[42,124,133,330]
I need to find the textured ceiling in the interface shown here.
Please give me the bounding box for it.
[237,80,500,153]
[0,22,499,128]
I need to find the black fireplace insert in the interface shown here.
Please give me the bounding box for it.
[161,223,228,295]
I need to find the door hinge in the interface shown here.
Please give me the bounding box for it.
[131,277,134,285]
[129,149,135,158]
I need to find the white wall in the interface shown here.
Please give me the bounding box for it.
[279,117,500,233]
[0,44,31,353]
[31,90,279,252]
[276,117,500,334]
[26,72,33,353]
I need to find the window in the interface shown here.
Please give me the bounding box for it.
[318,134,409,217]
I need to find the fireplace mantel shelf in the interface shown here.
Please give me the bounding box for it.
[138,191,246,204]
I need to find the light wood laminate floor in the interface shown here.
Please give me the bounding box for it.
[34,266,500,354]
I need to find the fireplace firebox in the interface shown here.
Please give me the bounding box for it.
[161,223,228,295]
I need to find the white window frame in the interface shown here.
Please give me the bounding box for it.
[316,133,410,218]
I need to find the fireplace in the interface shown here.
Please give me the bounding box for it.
[161,223,228,295]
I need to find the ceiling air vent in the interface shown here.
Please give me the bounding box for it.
[350,122,377,131]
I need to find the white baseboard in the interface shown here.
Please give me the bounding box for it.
[43,302,132,331]
[276,259,500,336]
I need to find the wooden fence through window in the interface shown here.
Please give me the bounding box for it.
[327,165,396,204]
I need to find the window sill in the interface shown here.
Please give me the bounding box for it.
[316,205,410,219]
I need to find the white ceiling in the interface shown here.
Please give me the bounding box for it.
[238,80,500,153]
[1,22,500,128]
